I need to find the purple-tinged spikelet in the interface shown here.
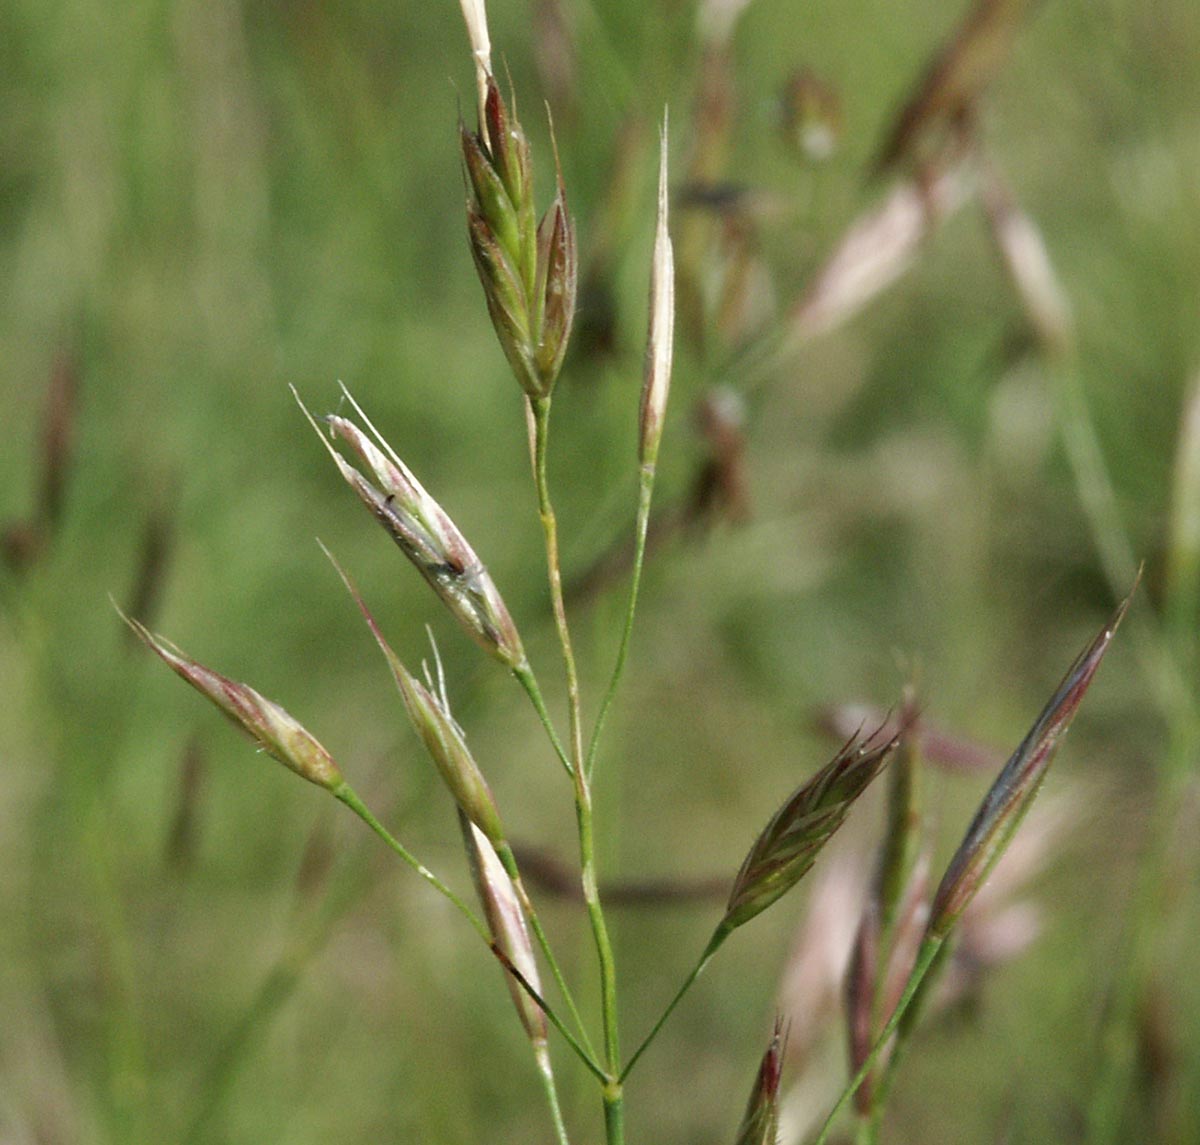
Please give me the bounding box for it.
[723,730,898,932]
[733,1018,785,1145]
[121,613,343,791]
[929,588,1134,939]
[323,550,506,848]
[460,815,547,1044]
[462,78,577,400]
[294,387,526,671]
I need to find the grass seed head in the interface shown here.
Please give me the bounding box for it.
[723,729,898,932]
[121,613,343,791]
[326,554,507,849]
[462,77,576,400]
[733,1017,785,1145]
[393,662,506,847]
[533,170,577,393]
[461,816,547,1044]
[639,114,676,471]
[928,587,1134,939]
[295,389,526,671]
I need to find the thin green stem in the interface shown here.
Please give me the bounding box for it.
[586,463,656,781]
[620,925,729,1082]
[534,1042,572,1145]
[514,662,574,777]
[338,780,604,1075]
[531,396,625,1143]
[332,781,490,944]
[491,943,608,1083]
[854,1111,878,1145]
[576,783,622,1072]
[532,397,586,775]
[812,935,945,1145]
[861,937,948,1139]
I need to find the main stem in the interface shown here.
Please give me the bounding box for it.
[532,397,624,1142]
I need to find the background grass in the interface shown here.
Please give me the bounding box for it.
[2,0,1199,1141]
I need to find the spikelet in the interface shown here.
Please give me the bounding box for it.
[295,386,526,671]
[462,79,577,400]
[723,730,897,932]
[121,612,343,792]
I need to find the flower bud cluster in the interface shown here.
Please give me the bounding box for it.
[462,79,577,400]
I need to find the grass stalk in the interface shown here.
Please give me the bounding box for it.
[534,1042,572,1145]
[620,925,729,1082]
[331,781,490,943]
[531,396,586,778]
[530,395,625,1141]
[812,935,945,1145]
[514,662,574,776]
[586,463,655,780]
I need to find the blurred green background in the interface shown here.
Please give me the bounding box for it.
[2,0,1199,1141]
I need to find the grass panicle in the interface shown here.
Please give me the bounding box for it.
[100,4,1166,1142]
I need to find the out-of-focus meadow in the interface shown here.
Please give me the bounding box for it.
[2,0,1199,1141]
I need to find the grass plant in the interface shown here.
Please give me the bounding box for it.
[2,0,1197,1141]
